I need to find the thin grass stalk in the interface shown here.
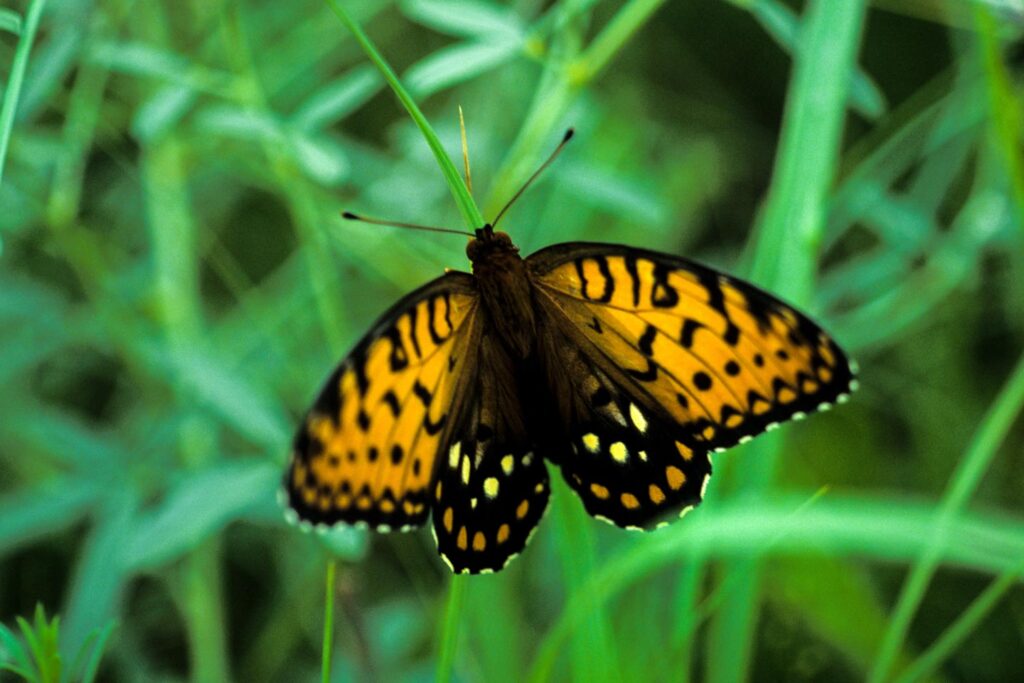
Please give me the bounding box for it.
[699,1,868,680]
[869,350,1024,682]
[321,0,483,230]
[436,576,468,682]
[972,4,1024,229]
[568,0,666,84]
[0,0,46,188]
[550,477,620,683]
[322,560,337,683]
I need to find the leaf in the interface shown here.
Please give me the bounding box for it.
[132,85,197,142]
[0,480,98,557]
[405,40,521,98]
[0,623,33,679]
[0,8,21,36]
[194,105,350,186]
[68,621,117,683]
[194,104,281,141]
[402,0,525,41]
[291,65,381,131]
[121,461,281,570]
[87,40,235,95]
[290,134,350,186]
[60,495,134,657]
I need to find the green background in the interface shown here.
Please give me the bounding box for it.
[2,0,1024,681]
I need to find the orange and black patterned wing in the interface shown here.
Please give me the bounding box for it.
[528,242,856,528]
[430,330,550,574]
[283,272,481,532]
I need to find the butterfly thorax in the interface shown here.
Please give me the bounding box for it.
[467,226,537,359]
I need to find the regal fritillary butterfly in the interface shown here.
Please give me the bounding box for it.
[282,137,857,574]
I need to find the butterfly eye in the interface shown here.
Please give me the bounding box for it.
[466,239,482,261]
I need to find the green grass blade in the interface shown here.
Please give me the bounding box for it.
[0,0,46,187]
[549,477,620,683]
[747,0,869,297]
[0,8,21,36]
[0,623,34,680]
[78,622,117,683]
[972,4,1024,229]
[321,0,484,230]
[869,349,1024,682]
[569,0,667,85]
[322,560,336,683]
[436,575,468,682]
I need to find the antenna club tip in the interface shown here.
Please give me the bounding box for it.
[341,211,360,220]
[563,128,575,142]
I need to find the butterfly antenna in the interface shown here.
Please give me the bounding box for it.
[341,212,475,237]
[491,128,574,229]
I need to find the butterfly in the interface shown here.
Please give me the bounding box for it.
[282,134,857,575]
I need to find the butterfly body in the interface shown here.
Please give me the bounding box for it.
[467,227,538,359]
[284,226,857,574]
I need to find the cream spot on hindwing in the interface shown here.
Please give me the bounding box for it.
[582,433,600,453]
[609,441,629,464]
[629,403,648,433]
[483,477,499,498]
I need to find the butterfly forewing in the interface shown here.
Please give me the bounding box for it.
[285,273,481,531]
[529,243,856,455]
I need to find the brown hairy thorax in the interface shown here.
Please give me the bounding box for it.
[466,224,537,359]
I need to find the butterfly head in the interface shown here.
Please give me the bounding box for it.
[466,224,518,264]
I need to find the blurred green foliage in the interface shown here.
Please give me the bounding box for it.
[2,0,1024,681]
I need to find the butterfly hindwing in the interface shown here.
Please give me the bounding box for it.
[284,272,481,531]
[536,323,712,529]
[431,331,550,573]
[529,243,857,455]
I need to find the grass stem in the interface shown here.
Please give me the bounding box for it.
[322,560,337,683]
[0,0,46,187]
[436,575,467,682]
[321,0,484,230]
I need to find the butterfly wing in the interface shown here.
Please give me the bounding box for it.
[527,242,856,528]
[284,272,482,532]
[430,330,550,574]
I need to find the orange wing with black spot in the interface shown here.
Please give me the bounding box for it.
[527,243,856,528]
[283,272,481,532]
